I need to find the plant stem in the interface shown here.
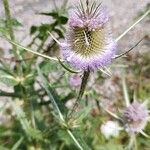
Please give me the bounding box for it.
[2,0,19,59]
[114,37,144,59]
[128,134,138,150]
[128,134,134,150]
[134,135,138,150]
[2,0,25,74]
[67,130,83,150]
[122,72,130,107]
[2,35,62,61]
[115,9,150,42]
[77,70,90,102]
[68,70,90,117]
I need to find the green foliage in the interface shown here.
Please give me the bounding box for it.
[138,3,150,18]
[30,10,68,41]
[0,18,22,35]
[0,70,18,86]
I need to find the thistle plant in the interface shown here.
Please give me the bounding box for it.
[58,0,117,117]
[0,0,150,149]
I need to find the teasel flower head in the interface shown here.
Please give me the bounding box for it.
[60,0,117,71]
[123,101,149,133]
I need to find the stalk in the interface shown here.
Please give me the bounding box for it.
[115,9,150,42]
[2,0,19,59]
[2,0,25,74]
[68,70,90,117]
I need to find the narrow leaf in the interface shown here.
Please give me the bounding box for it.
[11,137,24,150]
[0,70,18,86]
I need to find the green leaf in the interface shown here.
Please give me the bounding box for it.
[71,130,91,150]
[11,137,24,150]
[38,12,68,24]
[30,26,38,35]
[0,70,18,86]
[59,15,68,24]
[39,61,59,74]
[74,106,91,123]
[11,18,22,27]
[138,137,150,147]
[0,18,22,35]
[0,26,8,35]
[39,24,52,33]
[38,12,59,18]
[11,100,44,141]
[0,60,15,75]
[37,24,52,40]
[22,73,35,86]
[37,66,66,119]
[30,24,53,40]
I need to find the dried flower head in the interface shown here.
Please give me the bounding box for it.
[60,0,116,71]
[123,101,149,133]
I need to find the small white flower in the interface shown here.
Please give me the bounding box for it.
[100,121,120,139]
